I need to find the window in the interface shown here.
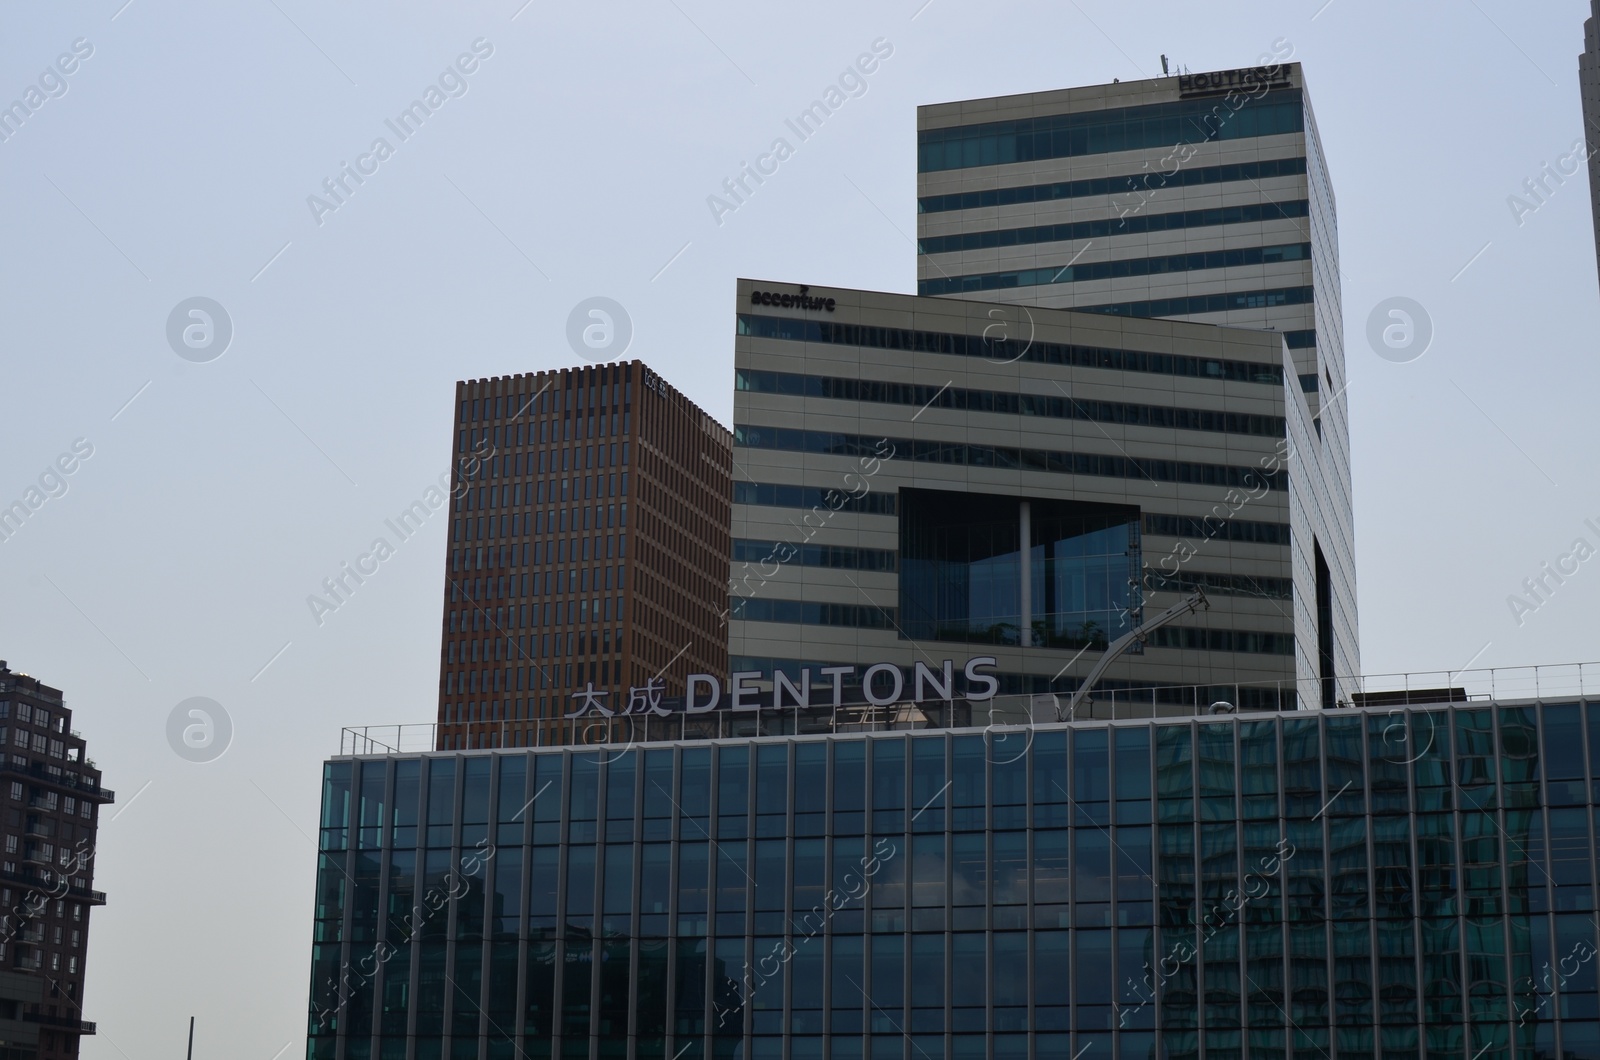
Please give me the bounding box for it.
[735,314,1286,386]
[917,155,1310,214]
[919,202,1311,257]
[917,92,1306,173]
[927,231,1308,285]
[899,488,1140,649]
[734,370,1285,440]
[5,784,15,801]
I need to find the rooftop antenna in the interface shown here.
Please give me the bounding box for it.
[1161,54,1170,76]
[187,1017,195,1060]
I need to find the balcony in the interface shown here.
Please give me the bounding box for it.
[0,759,113,804]
[24,1012,95,1034]
[0,868,106,906]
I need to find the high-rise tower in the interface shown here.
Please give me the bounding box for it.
[915,61,1356,708]
[435,361,732,749]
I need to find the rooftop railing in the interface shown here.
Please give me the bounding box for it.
[338,660,1600,754]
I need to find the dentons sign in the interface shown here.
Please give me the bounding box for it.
[685,657,1000,714]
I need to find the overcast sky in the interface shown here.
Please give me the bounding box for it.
[1,0,1597,1054]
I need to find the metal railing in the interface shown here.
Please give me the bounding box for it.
[339,660,1600,754]
[0,868,107,906]
[24,1012,96,1033]
[1349,660,1600,704]
[339,725,441,756]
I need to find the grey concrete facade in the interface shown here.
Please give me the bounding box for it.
[728,279,1311,710]
[914,63,1357,707]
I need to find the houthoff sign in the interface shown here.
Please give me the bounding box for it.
[1176,66,1291,98]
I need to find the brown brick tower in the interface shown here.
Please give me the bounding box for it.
[435,360,731,749]
[0,662,111,1059]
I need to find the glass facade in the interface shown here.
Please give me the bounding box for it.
[899,490,1141,650]
[730,427,1285,494]
[307,699,1600,1060]
[916,243,1312,298]
[916,92,1307,172]
[916,157,1309,215]
[916,204,1312,258]
[733,315,1286,387]
[733,370,1287,441]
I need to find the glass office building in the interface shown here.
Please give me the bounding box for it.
[306,698,1600,1060]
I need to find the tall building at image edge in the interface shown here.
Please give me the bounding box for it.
[1583,0,1600,285]
[434,361,732,751]
[306,697,1600,1060]
[915,61,1355,708]
[0,664,110,1060]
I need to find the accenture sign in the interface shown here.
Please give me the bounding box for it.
[749,285,836,313]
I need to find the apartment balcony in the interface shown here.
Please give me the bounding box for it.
[0,867,106,906]
[24,1012,95,1034]
[0,760,113,804]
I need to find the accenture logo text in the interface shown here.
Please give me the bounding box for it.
[749,286,835,312]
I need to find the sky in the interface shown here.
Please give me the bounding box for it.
[0,0,1597,1054]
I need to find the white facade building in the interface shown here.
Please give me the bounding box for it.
[727,64,1357,713]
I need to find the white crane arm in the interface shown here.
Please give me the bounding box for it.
[1057,589,1209,721]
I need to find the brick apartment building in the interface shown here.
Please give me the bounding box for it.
[435,360,731,749]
